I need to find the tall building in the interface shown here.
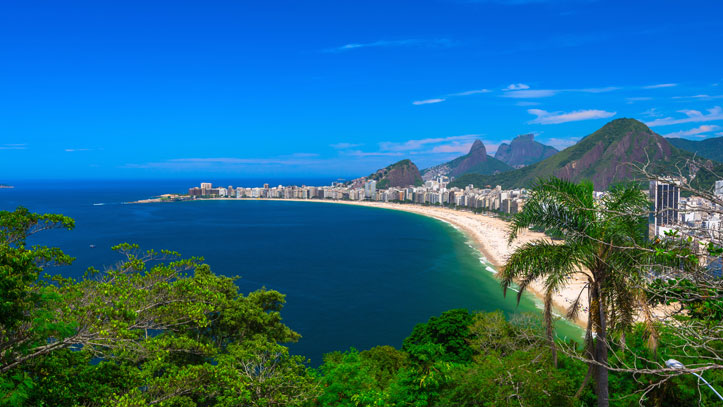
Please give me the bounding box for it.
[715,180,723,199]
[364,180,377,199]
[650,179,680,237]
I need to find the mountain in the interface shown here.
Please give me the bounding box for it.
[450,118,709,191]
[422,139,511,181]
[667,136,723,163]
[368,159,423,188]
[494,134,558,167]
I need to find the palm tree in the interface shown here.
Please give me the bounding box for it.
[501,178,649,407]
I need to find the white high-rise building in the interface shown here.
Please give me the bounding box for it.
[364,180,377,199]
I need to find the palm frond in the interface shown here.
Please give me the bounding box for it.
[501,239,581,305]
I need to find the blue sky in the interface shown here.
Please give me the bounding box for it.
[2,0,723,179]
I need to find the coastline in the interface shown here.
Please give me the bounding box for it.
[131,197,589,327]
[279,199,590,328]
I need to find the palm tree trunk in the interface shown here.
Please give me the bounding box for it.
[544,291,558,368]
[594,280,609,407]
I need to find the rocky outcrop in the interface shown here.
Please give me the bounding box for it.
[368,159,423,188]
[422,139,511,180]
[494,134,558,167]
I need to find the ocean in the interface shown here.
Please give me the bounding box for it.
[1,179,581,364]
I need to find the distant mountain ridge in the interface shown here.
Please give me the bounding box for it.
[450,118,709,190]
[422,139,511,181]
[367,159,423,188]
[667,136,723,163]
[494,134,558,167]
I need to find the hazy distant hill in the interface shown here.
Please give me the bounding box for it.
[494,134,558,167]
[450,118,709,190]
[667,136,723,163]
[368,159,423,188]
[422,139,511,181]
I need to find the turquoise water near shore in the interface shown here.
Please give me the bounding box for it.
[1,180,581,364]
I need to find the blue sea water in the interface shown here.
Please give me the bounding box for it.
[1,179,581,364]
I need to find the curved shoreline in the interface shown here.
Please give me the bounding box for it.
[152,197,589,328]
[281,199,589,328]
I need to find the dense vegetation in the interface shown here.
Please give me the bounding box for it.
[2,199,722,406]
[668,136,723,163]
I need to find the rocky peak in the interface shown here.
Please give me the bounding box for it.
[515,133,535,143]
[469,139,486,154]
[494,133,558,167]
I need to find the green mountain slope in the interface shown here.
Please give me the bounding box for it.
[667,136,723,162]
[450,118,711,190]
[422,139,511,180]
[368,159,423,188]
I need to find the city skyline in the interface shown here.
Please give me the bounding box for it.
[2,0,723,179]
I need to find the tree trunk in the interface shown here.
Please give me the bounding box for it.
[544,291,558,368]
[594,280,609,407]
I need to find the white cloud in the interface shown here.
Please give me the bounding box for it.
[642,108,663,118]
[448,89,491,96]
[717,132,723,136]
[330,142,363,149]
[528,108,616,124]
[542,137,580,150]
[577,86,620,93]
[412,89,491,106]
[126,155,326,170]
[412,98,446,105]
[431,143,474,154]
[501,85,618,99]
[0,144,27,150]
[516,101,540,106]
[626,97,653,103]
[345,150,403,157]
[644,83,677,89]
[502,89,558,98]
[64,148,91,152]
[672,94,723,101]
[325,39,452,53]
[645,106,723,126]
[379,135,478,152]
[504,83,530,91]
[662,125,722,139]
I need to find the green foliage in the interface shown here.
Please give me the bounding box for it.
[440,351,581,407]
[0,207,318,406]
[402,309,474,364]
[0,207,74,332]
[667,135,723,163]
[316,310,592,407]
